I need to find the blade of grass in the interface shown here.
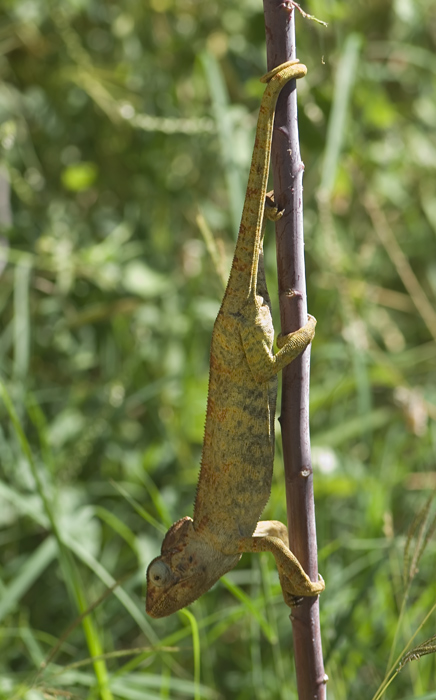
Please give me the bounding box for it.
[110,478,166,534]
[60,533,175,661]
[18,626,46,669]
[0,536,57,624]
[62,537,152,636]
[0,479,48,527]
[312,406,392,447]
[26,392,56,476]
[94,506,138,550]
[220,575,276,642]
[319,34,362,196]
[179,609,201,700]
[13,256,31,380]
[138,467,173,530]
[372,598,436,700]
[200,51,245,237]
[364,193,436,342]
[385,493,436,674]
[0,380,114,700]
[59,646,179,673]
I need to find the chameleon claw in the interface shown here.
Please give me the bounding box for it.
[288,595,304,607]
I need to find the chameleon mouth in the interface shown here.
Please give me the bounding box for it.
[146,581,196,618]
[146,570,211,618]
[146,597,167,619]
[146,587,172,618]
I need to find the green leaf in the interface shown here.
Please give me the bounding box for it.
[61,162,98,191]
[123,261,168,298]
[0,537,57,624]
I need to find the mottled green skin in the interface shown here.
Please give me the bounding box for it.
[146,61,324,619]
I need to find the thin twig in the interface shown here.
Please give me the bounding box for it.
[280,1,327,26]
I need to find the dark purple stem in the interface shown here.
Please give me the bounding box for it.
[262,2,326,698]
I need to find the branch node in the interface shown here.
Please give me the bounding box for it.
[281,288,303,301]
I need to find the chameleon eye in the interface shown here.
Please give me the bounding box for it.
[148,560,170,587]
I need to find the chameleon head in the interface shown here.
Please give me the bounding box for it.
[146,516,240,618]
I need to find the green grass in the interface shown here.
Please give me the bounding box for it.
[1,0,436,698]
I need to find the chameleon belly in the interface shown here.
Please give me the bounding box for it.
[194,304,277,541]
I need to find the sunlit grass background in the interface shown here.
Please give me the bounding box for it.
[1,0,436,698]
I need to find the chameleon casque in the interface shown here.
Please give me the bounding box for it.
[146,60,325,618]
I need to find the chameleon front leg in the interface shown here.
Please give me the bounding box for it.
[238,532,325,606]
[254,519,289,546]
[240,314,316,384]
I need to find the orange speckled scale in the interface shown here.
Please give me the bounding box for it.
[146,60,324,618]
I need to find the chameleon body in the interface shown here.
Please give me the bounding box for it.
[146,60,324,618]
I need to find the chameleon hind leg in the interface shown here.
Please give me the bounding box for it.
[238,531,324,606]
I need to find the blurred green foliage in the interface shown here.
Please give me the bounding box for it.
[1,0,436,698]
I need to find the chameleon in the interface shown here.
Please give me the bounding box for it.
[146,60,324,618]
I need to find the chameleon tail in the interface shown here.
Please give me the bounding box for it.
[221,59,307,310]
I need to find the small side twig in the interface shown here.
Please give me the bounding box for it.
[280,1,328,27]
